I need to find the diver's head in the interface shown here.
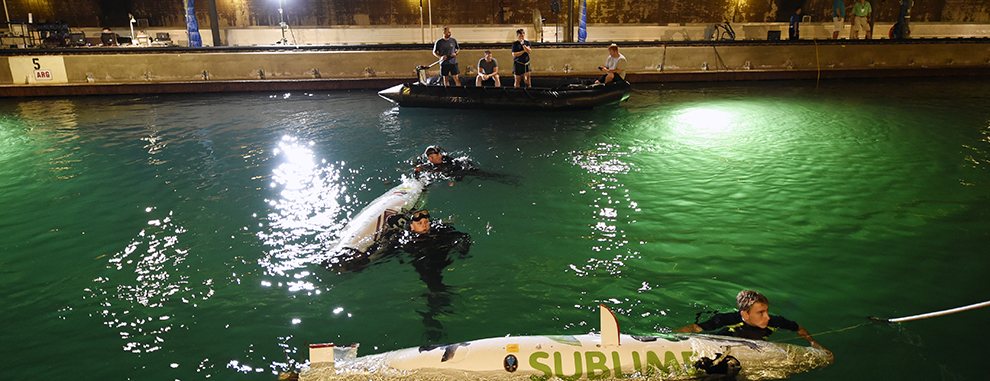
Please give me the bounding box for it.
[424,145,444,164]
[737,290,771,329]
[409,210,431,234]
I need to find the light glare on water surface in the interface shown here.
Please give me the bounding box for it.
[0,79,988,381]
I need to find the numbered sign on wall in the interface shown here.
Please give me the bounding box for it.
[9,56,69,84]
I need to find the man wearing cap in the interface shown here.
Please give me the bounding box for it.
[594,43,627,85]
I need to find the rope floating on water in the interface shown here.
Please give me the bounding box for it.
[771,322,871,343]
[869,300,990,323]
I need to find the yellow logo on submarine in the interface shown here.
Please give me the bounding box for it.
[527,350,696,379]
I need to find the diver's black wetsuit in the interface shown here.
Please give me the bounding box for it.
[401,223,472,292]
[414,154,477,183]
[373,220,471,342]
[697,312,800,340]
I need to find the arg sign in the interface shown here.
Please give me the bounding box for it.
[9,56,68,84]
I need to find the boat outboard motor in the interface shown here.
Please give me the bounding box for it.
[694,353,741,379]
[416,65,429,84]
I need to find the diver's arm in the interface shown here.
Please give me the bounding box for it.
[797,326,834,361]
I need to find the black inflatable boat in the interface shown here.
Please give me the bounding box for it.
[378,76,632,111]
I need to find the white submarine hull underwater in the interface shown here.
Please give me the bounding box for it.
[322,176,426,272]
[304,306,832,381]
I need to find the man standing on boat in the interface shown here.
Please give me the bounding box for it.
[433,26,461,86]
[512,29,532,88]
[594,43,626,85]
[849,0,872,39]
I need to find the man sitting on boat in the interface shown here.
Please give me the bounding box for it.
[594,43,627,85]
[476,50,500,87]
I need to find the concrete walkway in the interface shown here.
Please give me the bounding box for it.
[2,37,989,97]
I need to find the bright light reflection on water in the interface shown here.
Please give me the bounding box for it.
[88,206,215,355]
[676,107,733,137]
[258,135,347,284]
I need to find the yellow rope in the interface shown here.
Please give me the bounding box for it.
[814,39,821,86]
[770,322,872,344]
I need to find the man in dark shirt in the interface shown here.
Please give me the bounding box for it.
[433,26,461,86]
[789,8,802,40]
[476,50,500,87]
[676,290,833,360]
[511,29,532,88]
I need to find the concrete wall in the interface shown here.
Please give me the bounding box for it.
[4,41,989,88]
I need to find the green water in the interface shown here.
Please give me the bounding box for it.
[1,78,987,380]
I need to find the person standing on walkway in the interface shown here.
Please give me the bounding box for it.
[832,0,845,39]
[433,26,461,86]
[867,0,877,39]
[849,0,872,39]
[789,8,802,40]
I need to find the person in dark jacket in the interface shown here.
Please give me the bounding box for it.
[675,289,833,360]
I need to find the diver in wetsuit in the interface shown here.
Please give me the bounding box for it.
[675,290,833,360]
[380,209,472,342]
[414,145,477,183]
[393,210,472,291]
[413,145,522,187]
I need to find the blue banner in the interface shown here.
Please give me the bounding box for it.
[578,0,587,42]
[185,0,203,47]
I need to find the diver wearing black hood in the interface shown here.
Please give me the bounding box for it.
[414,145,477,183]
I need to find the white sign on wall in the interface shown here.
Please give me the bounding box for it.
[9,56,68,84]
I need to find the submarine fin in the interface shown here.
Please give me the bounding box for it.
[600,304,620,347]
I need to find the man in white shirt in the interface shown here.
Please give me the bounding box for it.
[594,43,626,85]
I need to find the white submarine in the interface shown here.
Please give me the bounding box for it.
[301,305,832,381]
[320,176,426,273]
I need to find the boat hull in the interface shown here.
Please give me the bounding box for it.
[378,77,632,111]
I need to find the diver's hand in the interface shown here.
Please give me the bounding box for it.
[386,214,409,229]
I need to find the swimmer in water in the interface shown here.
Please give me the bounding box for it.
[383,209,472,341]
[385,209,472,255]
[412,145,523,187]
[414,145,477,183]
[675,289,833,361]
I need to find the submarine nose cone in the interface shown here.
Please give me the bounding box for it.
[378,84,405,104]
